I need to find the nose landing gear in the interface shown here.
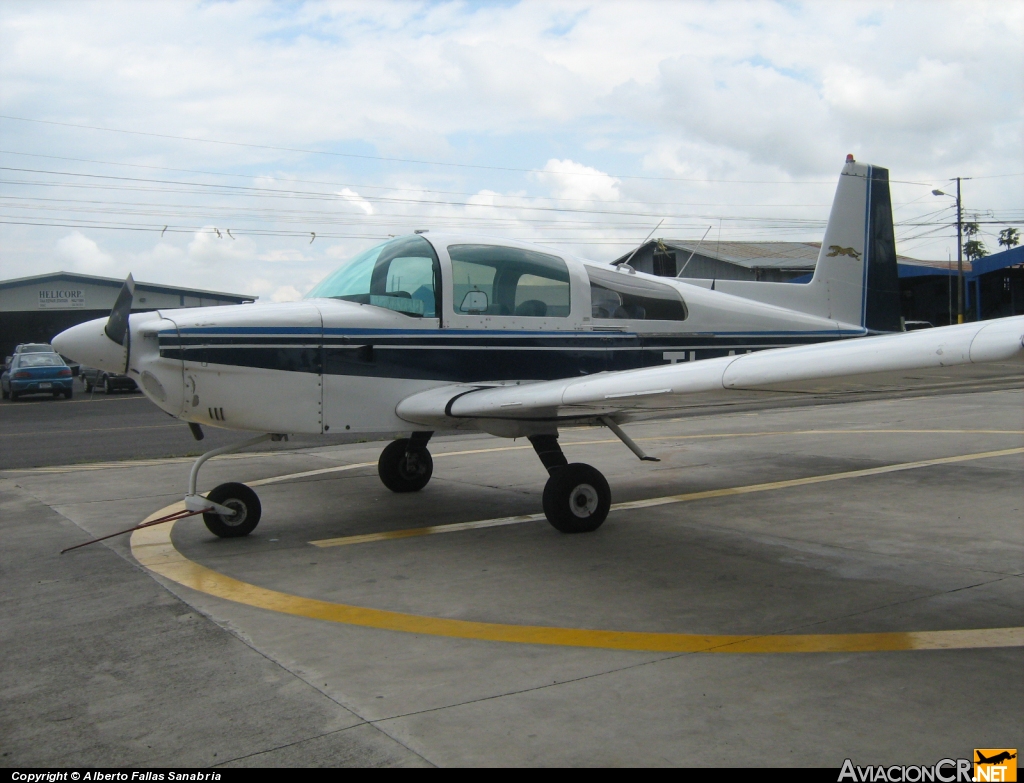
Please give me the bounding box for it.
[183,433,281,538]
[202,482,262,538]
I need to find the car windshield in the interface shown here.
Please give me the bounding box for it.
[19,354,64,367]
[19,344,55,353]
[305,235,441,318]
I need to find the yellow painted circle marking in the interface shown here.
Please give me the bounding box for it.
[129,430,1024,654]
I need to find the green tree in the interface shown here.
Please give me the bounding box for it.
[963,239,988,262]
[961,221,987,262]
[998,227,1020,250]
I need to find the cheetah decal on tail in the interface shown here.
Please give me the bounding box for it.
[827,245,861,260]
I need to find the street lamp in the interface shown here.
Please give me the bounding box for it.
[933,179,964,324]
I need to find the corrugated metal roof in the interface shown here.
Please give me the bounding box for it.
[629,240,962,272]
[0,271,256,300]
[661,240,822,269]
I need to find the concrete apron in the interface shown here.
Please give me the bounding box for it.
[5,388,1023,766]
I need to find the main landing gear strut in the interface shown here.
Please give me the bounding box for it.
[529,434,611,533]
[375,431,615,533]
[185,433,285,538]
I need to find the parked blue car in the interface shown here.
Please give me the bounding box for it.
[2,352,74,400]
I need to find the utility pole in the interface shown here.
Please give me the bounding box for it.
[955,177,963,324]
[934,180,967,324]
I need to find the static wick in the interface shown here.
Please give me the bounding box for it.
[227,229,235,240]
[161,225,168,237]
[310,232,316,244]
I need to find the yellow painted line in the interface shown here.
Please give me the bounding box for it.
[310,446,1024,548]
[129,510,1024,654]
[311,513,548,547]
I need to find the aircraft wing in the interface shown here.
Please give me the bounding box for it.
[396,316,1024,432]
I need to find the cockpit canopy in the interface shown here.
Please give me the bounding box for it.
[306,235,573,320]
[307,234,686,323]
[305,235,441,317]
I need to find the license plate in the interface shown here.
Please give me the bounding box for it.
[39,382,51,389]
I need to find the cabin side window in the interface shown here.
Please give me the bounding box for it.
[588,268,688,321]
[448,244,571,317]
[305,235,440,318]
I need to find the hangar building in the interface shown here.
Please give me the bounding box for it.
[0,271,256,359]
[614,241,1024,326]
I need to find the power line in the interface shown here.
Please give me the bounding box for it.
[0,150,838,209]
[0,115,935,186]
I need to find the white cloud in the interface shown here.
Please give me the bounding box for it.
[337,188,374,215]
[0,0,1020,275]
[55,232,115,273]
[535,159,620,202]
[270,285,303,302]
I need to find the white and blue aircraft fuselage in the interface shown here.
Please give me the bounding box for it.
[54,157,1024,536]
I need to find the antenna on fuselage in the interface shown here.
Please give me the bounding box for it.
[612,218,664,268]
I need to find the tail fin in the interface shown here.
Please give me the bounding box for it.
[812,156,901,331]
[710,156,902,332]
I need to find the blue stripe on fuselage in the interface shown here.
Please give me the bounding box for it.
[156,327,862,382]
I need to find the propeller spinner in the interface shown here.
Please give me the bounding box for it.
[52,274,137,374]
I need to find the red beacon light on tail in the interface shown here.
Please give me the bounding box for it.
[846,153,855,163]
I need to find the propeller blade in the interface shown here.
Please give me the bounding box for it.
[104,274,135,346]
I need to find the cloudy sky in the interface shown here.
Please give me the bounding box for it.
[1,0,1021,301]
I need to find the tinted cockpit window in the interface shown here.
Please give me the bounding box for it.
[306,235,441,318]
[448,244,570,317]
[588,267,687,321]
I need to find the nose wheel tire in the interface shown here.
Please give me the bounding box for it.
[202,482,262,538]
[378,438,433,492]
[542,463,611,533]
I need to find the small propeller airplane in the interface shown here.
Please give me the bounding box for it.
[53,156,1024,539]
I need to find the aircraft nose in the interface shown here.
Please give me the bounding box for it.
[52,316,127,373]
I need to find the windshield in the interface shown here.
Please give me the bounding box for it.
[306,235,441,318]
[19,354,64,367]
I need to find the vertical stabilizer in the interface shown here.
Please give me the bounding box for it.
[812,156,900,331]
[709,156,902,332]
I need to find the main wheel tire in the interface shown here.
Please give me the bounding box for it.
[378,438,433,492]
[542,463,611,533]
[9,390,18,401]
[2,388,8,400]
[103,376,114,394]
[63,388,73,399]
[202,482,262,538]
